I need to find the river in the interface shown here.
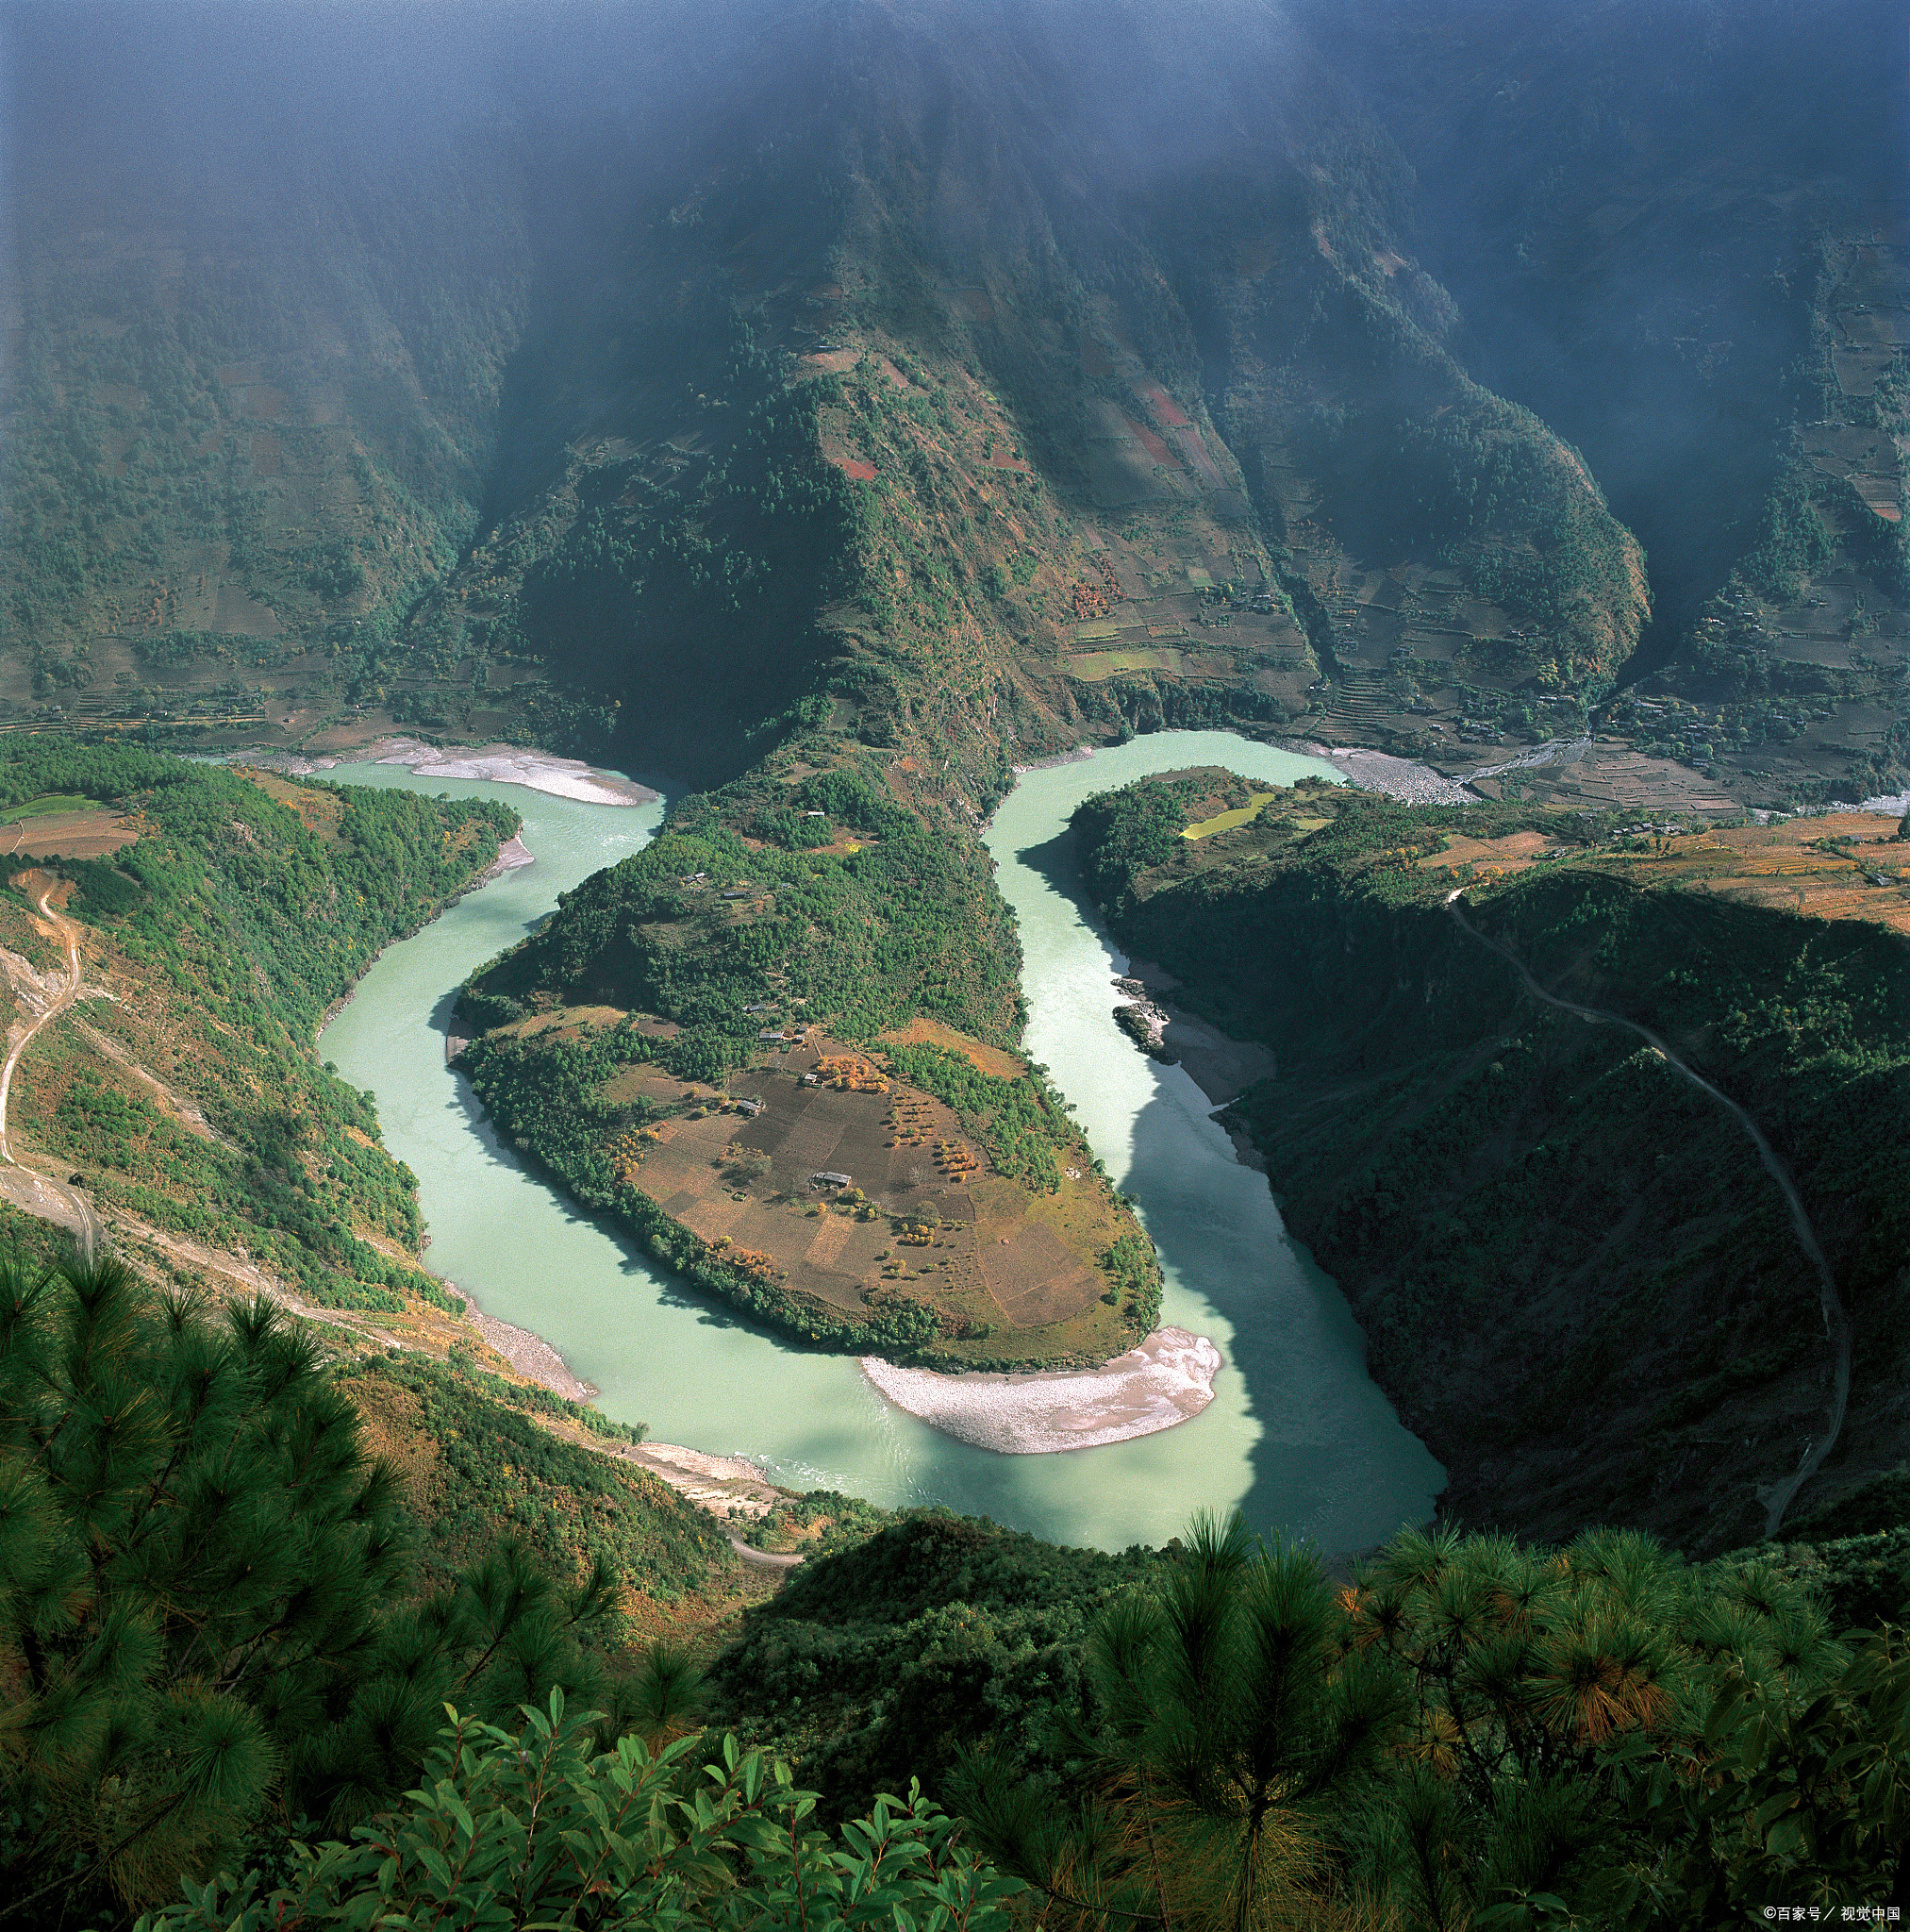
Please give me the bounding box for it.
[319,731,1443,1553]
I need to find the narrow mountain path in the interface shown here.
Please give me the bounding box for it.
[0,877,101,1251]
[1444,890,1852,1532]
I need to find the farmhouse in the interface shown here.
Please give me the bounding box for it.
[734,1096,766,1117]
[811,1170,853,1189]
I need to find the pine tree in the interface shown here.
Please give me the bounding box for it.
[0,1251,619,1922]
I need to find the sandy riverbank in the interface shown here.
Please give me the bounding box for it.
[861,1326,1222,1453]
[1114,957,1276,1106]
[454,1284,601,1401]
[478,832,537,884]
[242,737,659,808]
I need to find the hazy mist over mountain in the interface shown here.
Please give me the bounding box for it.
[0,0,1903,783]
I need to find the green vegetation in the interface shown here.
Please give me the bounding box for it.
[0,742,513,1310]
[741,1489,896,1557]
[1076,774,1208,908]
[139,1697,1023,1932]
[710,1513,1163,1819]
[1738,463,1836,602]
[1072,774,1910,1552]
[334,1352,732,1605]
[464,752,1019,1073]
[1292,297,1645,686]
[448,741,1165,1364]
[882,1043,1083,1196]
[0,791,93,823]
[959,1514,1904,1927]
[0,1255,673,1927]
[134,1502,1910,1930]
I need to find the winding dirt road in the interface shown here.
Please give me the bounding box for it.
[1445,891,1852,1533]
[0,878,101,1252]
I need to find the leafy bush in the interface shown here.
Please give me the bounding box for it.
[136,1695,1023,1932]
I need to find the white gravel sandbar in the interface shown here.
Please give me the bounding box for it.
[245,738,658,808]
[861,1326,1221,1454]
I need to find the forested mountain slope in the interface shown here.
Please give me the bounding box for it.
[1307,0,1910,806]
[1072,771,1910,1553]
[6,0,1654,799]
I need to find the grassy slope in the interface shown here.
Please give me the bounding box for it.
[340,1350,740,1627]
[1072,774,1909,1554]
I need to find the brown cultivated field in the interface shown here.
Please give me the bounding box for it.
[0,809,139,859]
[578,1027,1135,1358]
[238,768,345,839]
[1417,829,1559,878]
[1610,813,1910,936]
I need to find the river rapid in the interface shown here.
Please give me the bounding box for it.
[319,733,1443,1554]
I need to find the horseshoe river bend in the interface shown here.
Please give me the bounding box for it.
[317,731,1444,1555]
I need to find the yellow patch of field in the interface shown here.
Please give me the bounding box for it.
[1068,646,1237,682]
[507,1004,629,1041]
[876,1016,1023,1079]
[1070,645,1175,676]
[239,768,345,840]
[1183,791,1279,840]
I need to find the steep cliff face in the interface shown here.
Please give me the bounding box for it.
[1074,776,1910,1553]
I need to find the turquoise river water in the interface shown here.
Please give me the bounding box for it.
[319,731,1443,1553]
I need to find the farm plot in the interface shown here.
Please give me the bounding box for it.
[598,1034,1127,1341]
[0,802,140,859]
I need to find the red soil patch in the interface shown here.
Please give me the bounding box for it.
[1850,474,1902,522]
[987,451,1032,474]
[1137,382,1191,428]
[830,454,878,481]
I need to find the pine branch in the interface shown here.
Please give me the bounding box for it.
[0,1787,187,1926]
